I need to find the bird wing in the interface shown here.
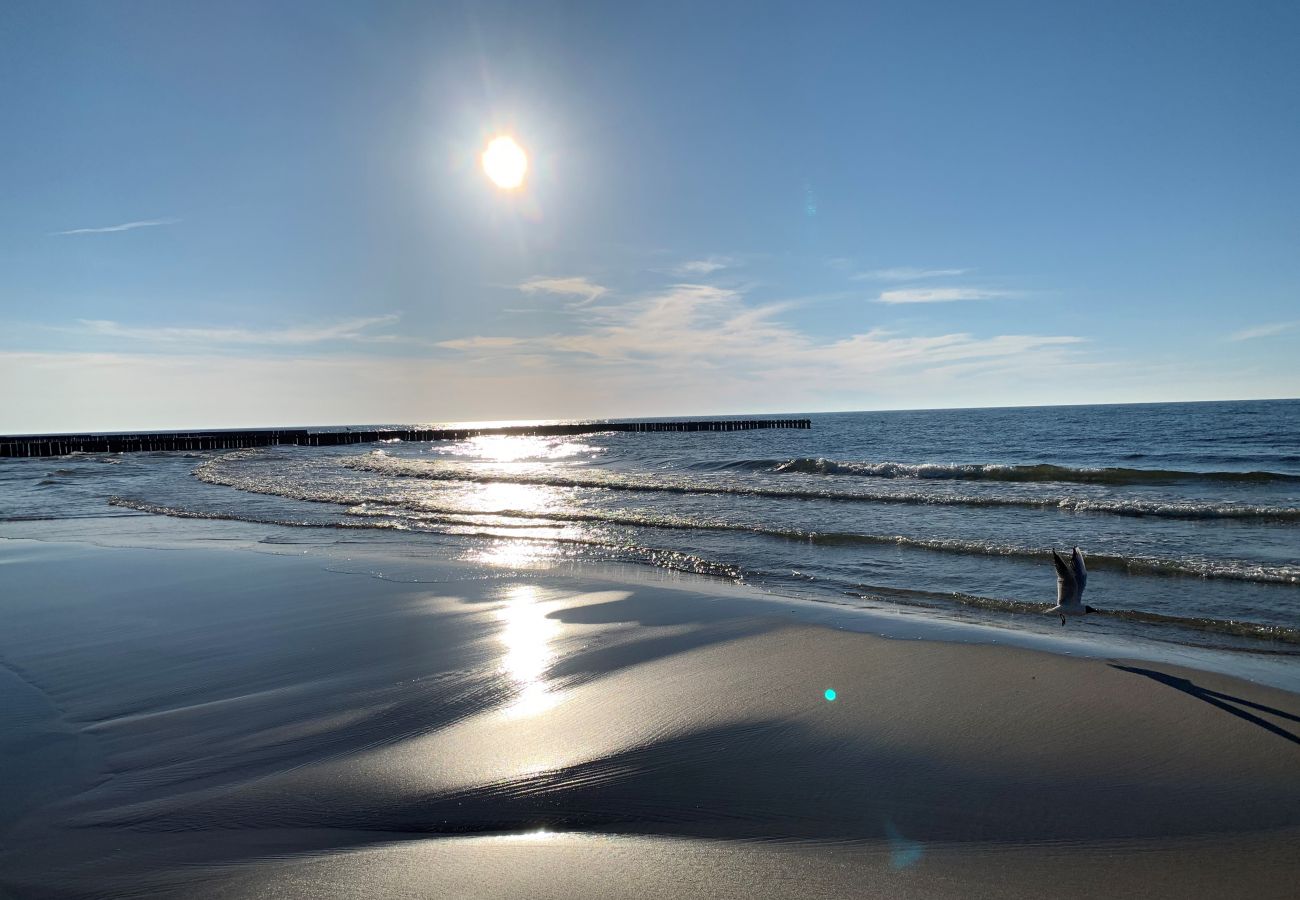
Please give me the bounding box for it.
[1071,546,1088,594]
[1052,549,1078,605]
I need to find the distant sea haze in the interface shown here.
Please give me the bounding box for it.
[6,400,1299,653]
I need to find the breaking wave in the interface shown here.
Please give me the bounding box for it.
[321,455,1300,523]
[769,457,1300,485]
[113,492,1300,587]
[106,497,743,581]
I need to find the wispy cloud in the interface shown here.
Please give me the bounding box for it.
[877,287,1009,304]
[435,336,525,350]
[74,314,399,345]
[673,256,732,276]
[440,281,1082,391]
[53,218,180,236]
[854,267,968,281]
[1228,320,1299,341]
[518,276,607,305]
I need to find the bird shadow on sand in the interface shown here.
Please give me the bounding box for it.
[1110,665,1300,747]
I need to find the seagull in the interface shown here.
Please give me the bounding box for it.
[1048,546,1096,625]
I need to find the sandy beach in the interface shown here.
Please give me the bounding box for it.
[1,533,1296,898]
[7,0,1299,894]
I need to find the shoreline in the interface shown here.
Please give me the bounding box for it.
[4,514,1299,693]
[1,529,1297,897]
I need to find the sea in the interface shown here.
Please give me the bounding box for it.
[3,399,1298,663]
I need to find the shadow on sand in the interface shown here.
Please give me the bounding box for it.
[1110,665,1300,747]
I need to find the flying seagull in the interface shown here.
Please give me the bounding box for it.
[1049,546,1096,625]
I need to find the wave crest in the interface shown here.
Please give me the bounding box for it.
[326,455,1300,523]
[771,457,1300,485]
[122,485,1300,587]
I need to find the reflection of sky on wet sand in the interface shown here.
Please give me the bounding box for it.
[497,584,561,718]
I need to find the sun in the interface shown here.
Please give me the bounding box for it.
[481,135,528,190]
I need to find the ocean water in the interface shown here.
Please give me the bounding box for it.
[3,400,1298,656]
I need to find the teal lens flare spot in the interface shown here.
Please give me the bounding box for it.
[824,689,837,702]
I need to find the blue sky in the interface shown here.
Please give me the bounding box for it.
[1,0,1297,431]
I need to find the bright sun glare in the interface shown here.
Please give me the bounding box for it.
[482,135,528,189]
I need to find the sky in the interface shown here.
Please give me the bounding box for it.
[1,0,1297,432]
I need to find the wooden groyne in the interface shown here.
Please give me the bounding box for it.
[0,419,812,458]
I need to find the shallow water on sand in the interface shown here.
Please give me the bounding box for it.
[1,539,1297,899]
[3,400,1298,660]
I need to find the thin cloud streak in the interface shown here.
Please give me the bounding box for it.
[436,336,525,350]
[877,287,1009,304]
[518,276,607,305]
[854,267,969,281]
[74,314,399,345]
[1228,320,1299,341]
[673,256,732,276]
[53,218,181,235]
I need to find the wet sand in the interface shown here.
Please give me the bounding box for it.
[1,537,1297,898]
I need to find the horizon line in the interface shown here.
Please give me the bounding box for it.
[2,396,1295,438]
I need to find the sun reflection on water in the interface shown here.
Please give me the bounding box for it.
[497,585,561,718]
[443,473,602,556]
[470,539,563,570]
[452,480,556,515]
[447,435,595,463]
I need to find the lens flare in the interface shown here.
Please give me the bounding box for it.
[824,688,837,702]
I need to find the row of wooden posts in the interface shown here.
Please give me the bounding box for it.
[0,419,812,458]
